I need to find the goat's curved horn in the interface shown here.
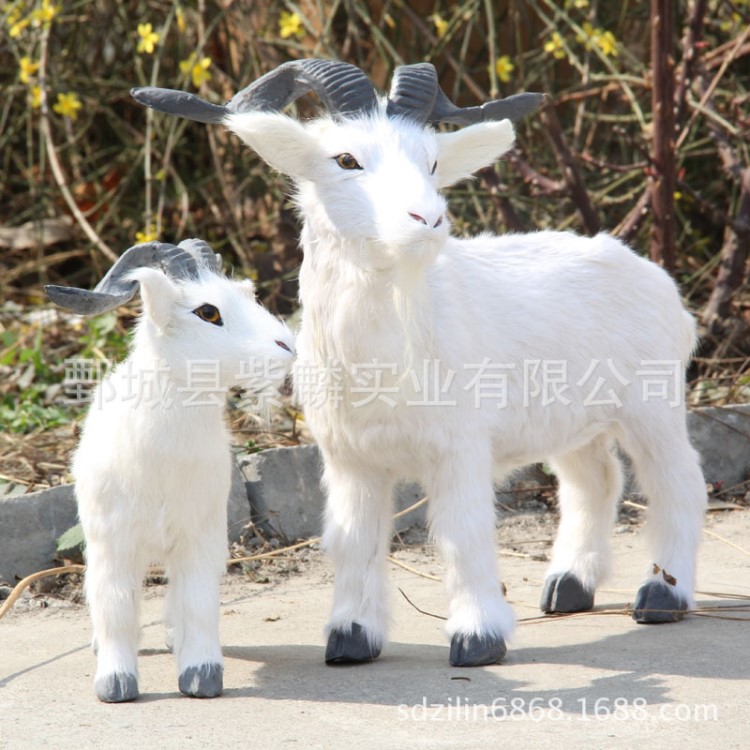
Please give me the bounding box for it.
[385,62,543,125]
[385,63,438,125]
[229,59,378,118]
[161,238,222,280]
[45,239,222,316]
[132,59,378,122]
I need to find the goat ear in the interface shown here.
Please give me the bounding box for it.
[434,120,515,189]
[224,112,323,181]
[127,267,178,332]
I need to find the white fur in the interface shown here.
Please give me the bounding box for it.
[73,266,293,694]
[225,102,707,651]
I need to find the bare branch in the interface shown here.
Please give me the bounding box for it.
[699,63,750,329]
[614,186,653,243]
[541,102,601,236]
[674,0,709,126]
[649,0,677,272]
[507,152,565,195]
[479,166,530,233]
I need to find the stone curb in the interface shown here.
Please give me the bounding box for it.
[2,405,748,582]
[237,444,429,542]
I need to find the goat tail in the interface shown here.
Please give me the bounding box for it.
[680,307,699,364]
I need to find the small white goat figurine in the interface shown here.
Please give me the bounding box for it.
[134,61,707,668]
[46,239,293,701]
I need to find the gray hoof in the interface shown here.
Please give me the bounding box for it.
[540,572,594,614]
[179,663,223,698]
[325,622,381,665]
[95,672,139,703]
[449,633,507,667]
[632,581,687,623]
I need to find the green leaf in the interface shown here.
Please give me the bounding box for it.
[56,523,85,562]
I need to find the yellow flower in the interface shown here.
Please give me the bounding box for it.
[176,6,186,34]
[596,30,618,57]
[135,224,159,243]
[278,11,304,39]
[30,0,60,26]
[30,85,43,109]
[430,13,448,38]
[577,23,618,57]
[19,57,40,84]
[494,55,514,83]
[565,0,589,8]
[136,22,160,54]
[9,17,30,37]
[179,54,212,88]
[53,92,82,120]
[544,32,566,60]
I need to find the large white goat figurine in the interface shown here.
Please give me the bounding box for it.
[46,240,294,701]
[134,61,707,668]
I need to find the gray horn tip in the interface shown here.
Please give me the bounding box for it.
[45,284,137,317]
[131,86,229,124]
[480,91,546,123]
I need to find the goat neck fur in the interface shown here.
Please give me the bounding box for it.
[143,63,707,666]
[68,260,293,701]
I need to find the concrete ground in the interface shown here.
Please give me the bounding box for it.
[1,507,748,750]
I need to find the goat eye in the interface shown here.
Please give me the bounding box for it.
[334,153,363,170]
[193,304,223,326]
[431,160,437,175]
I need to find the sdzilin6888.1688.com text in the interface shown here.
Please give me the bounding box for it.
[397,696,719,722]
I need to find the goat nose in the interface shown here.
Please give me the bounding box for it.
[408,212,444,229]
[275,339,292,353]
